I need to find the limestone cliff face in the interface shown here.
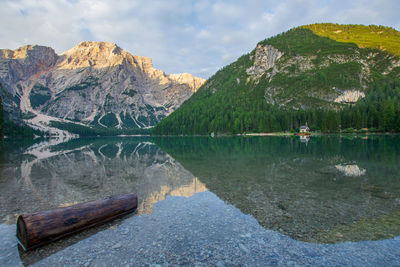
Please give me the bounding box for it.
[0,42,206,129]
[246,44,284,80]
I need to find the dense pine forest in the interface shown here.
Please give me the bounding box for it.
[153,78,400,134]
[2,120,42,138]
[0,96,38,138]
[0,96,3,138]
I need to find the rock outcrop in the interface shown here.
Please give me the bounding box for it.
[0,42,206,130]
[246,44,284,79]
[334,90,366,103]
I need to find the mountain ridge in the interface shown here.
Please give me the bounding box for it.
[0,41,205,136]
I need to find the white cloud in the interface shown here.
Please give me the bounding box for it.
[0,0,399,78]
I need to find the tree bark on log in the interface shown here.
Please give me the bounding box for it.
[16,193,137,251]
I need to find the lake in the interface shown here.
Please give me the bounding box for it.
[0,135,400,266]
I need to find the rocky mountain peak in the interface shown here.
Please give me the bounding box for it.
[0,45,58,70]
[59,41,127,69]
[0,42,206,132]
[77,41,119,49]
[58,41,161,75]
[0,45,33,59]
[0,45,56,60]
[67,41,122,57]
[168,73,206,92]
[0,45,58,86]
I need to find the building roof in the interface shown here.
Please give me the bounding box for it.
[300,125,309,130]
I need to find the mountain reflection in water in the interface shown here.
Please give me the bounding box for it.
[0,137,209,265]
[0,137,207,225]
[0,135,399,251]
[155,135,400,243]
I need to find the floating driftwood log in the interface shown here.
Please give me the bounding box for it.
[16,193,137,251]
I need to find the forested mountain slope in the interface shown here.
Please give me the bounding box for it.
[154,23,400,134]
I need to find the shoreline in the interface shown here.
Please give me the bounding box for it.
[243,132,293,136]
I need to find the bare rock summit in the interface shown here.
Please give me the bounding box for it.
[0,41,206,131]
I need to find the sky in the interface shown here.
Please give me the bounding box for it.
[1,0,400,78]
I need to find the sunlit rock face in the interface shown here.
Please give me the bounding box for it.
[0,42,205,129]
[0,138,207,223]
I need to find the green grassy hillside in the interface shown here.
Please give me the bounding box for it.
[154,24,400,135]
[302,23,400,57]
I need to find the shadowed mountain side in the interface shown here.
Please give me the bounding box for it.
[154,136,400,243]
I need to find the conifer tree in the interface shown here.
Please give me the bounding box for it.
[0,95,4,138]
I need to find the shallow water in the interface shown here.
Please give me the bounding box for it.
[0,135,399,265]
[155,135,400,243]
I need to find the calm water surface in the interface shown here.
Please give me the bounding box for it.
[0,135,399,265]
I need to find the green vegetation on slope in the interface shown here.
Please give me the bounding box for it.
[29,84,51,109]
[0,95,43,138]
[302,23,400,57]
[260,27,358,56]
[341,80,400,131]
[3,120,42,138]
[153,24,400,135]
[100,113,119,127]
[270,61,362,103]
[30,93,51,109]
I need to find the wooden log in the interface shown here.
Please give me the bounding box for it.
[16,193,137,251]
